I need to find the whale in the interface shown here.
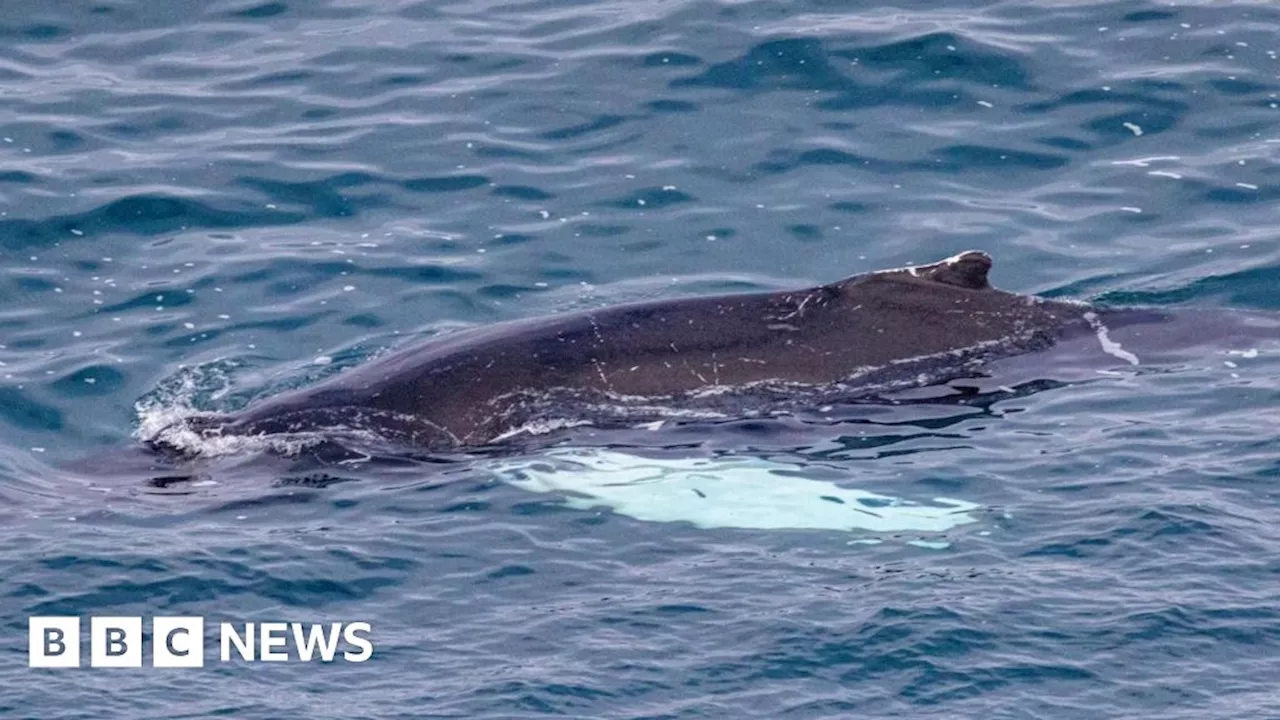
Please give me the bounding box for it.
[141,250,1274,458]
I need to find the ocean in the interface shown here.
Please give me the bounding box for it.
[2,0,1280,718]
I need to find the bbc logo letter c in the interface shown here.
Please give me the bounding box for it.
[154,617,205,668]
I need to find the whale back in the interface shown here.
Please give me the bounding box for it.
[152,250,1097,454]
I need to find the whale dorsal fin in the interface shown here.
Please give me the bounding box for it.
[835,250,995,293]
[915,250,992,290]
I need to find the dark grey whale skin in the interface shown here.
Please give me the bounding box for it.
[154,251,1149,453]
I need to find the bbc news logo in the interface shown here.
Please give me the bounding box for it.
[29,617,373,668]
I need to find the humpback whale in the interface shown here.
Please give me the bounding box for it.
[144,250,1263,457]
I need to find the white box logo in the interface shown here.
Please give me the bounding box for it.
[90,616,142,668]
[28,615,372,667]
[154,617,205,668]
[29,617,80,668]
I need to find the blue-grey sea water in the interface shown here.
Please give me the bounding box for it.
[3,1,1280,718]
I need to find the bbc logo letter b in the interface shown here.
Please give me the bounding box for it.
[91,616,143,668]
[29,617,81,668]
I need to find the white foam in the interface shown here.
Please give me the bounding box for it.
[132,360,326,458]
[132,363,243,455]
[489,449,981,535]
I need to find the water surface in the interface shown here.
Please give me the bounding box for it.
[3,0,1280,717]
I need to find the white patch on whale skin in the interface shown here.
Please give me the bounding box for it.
[889,337,1006,365]
[489,449,982,535]
[490,417,593,443]
[1083,311,1140,366]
